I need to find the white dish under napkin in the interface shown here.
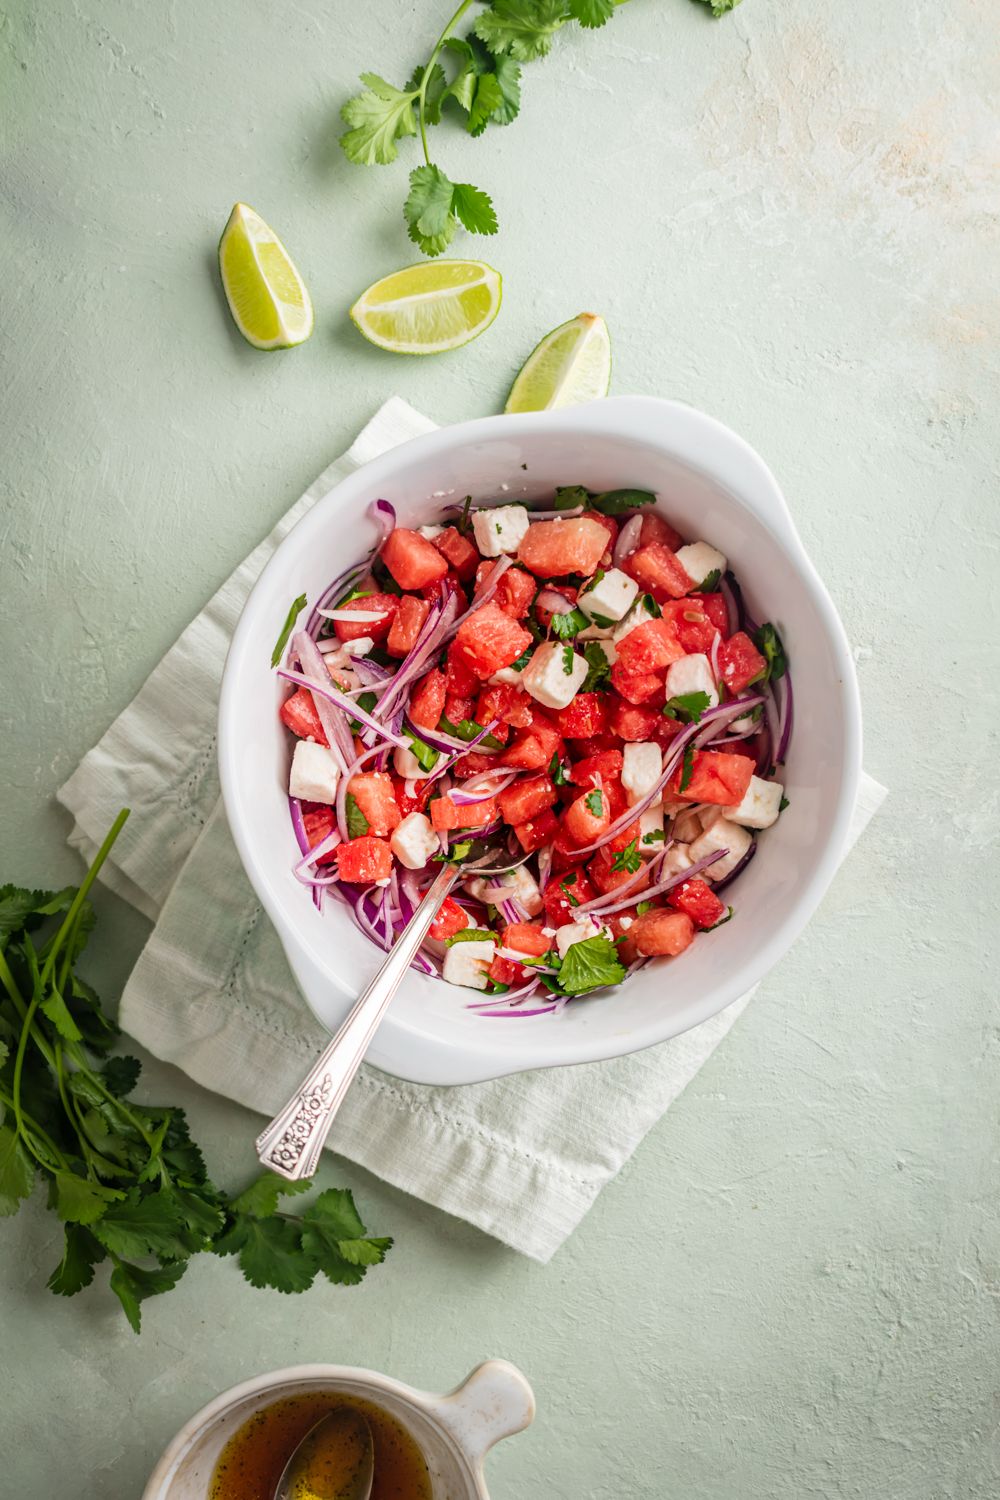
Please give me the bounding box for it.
[58,397,886,1263]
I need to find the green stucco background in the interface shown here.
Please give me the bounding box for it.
[2,1,998,1495]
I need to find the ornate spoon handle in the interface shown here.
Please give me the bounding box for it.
[255,862,458,1180]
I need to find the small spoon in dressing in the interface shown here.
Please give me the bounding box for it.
[273,1407,375,1500]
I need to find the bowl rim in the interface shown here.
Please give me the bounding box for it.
[219,395,862,1083]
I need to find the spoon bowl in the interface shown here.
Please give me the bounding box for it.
[273,1408,374,1500]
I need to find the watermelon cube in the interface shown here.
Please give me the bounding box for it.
[667,878,726,929]
[610,664,665,704]
[386,594,431,658]
[498,773,558,826]
[668,749,755,806]
[280,688,328,745]
[432,526,480,581]
[561,786,612,845]
[347,772,401,835]
[718,631,768,693]
[607,696,662,741]
[302,805,338,865]
[381,528,449,591]
[429,895,470,942]
[513,807,560,853]
[476,682,534,729]
[409,667,447,732]
[335,835,392,884]
[632,909,695,957]
[639,511,684,551]
[501,921,550,957]
[615,618,685,674]
[475,561,537,619]
[517,516,609,578]
[430,794,499,832]
[451,602,533,680]
[623,543,693,601]
[332,591,399,643]
[569,749,623,787]
[553,692,609,739]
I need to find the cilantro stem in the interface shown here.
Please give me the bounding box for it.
[417,0,476,165]
[38,809,130,991]
[0,1081,68,1172]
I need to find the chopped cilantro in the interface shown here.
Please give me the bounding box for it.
[405,731,440,772]
[779,795,790,812]
[561,644,576,675]
[336,585,374,607]
[445,927,494,946]
[509,643,533,671]
[457,495,473,534]
[553,485,591,510]
[551,607,590,640]
[581,641,612,692]
[345,793,370,840]
[696,569,721,592]
[558,872,580,908]
[439,715,504,750]
[751,622,788,682]
[663,690,712,724]
[706,906,735,931]
[488,981,511,994]
[587,611,616,629]
[642,829,666,845]
[557,934,627,995]
[611,838,640,873]
[587,569,606,590]
[270,593,307,668]
[641,593,662,618]
[635,900,653,915]
[590,489,657,515]
[584,789,603,817]
[678,743,696,794]
[549,752,571,786]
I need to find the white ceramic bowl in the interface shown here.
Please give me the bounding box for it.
[141,1359,535,1500]
[219,396,861,1086]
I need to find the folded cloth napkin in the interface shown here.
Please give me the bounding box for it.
[58,397,887,1263]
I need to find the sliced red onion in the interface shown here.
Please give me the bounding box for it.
[280,662,408,747]
[426,720,503,783]
[575,854,655,915]
[613,513,643,567]
[293,824,342,876]
[713,837,757,893]
[499,896,529,925]
[288,796,324,912]
[536,845,553,893]
[449,770,516,806]
[304,562,370,640]
[353,656,393,687]
[776,668,794,764]
[468,977,541,1006]
[525,505,586,520]
[591,847,728,917]
[536,587,577,616]
[761,685,781,770]
[317,606,390,624]
[289,633,355,771]
[375,595,455,721]
[475,1004,561,1018]
[718,573,740,637]
[709,630,722,685]
[371,498,396,546]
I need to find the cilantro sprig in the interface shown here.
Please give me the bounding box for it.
[556,934,626,995]
[0,814,391,1332]
[340,2,737,257]
[663,690,711,724]
[751,622,788,683]
[611,838,641,873]
[271,592,307,668]
[550,606,589,640]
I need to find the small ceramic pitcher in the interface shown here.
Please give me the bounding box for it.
[141,1359,535,1499]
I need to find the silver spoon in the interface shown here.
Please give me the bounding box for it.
[256,861,458,1180]
[273,1408,374,1500]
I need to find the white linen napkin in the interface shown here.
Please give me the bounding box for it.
[58,398,887,1263]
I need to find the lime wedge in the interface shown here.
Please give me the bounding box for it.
[218,203,314,350]
[504,313,612,413]
[350,260,502,355]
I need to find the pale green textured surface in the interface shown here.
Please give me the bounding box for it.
[2,1,998,1495]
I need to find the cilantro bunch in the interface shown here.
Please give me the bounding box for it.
[0,812,391,1332]
[340,0,741,257]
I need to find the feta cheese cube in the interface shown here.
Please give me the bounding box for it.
[289,741,340,805]
[622,742,662,805]
[418,523,445,540]
[664,652,719,708]
[390,812,439,870]
[638,802,665,854]
[463,865,543,917]
[521,641,588,710]
[442,938,495,991]
[689,818,752,881]
[722,775,784,830]
[393,744,438,780]
[489,663,525,686]
[579,567,638,624]
[670,806,706,844]
[611,593,658,643]
[344,636,374,658]
[472,504,530,558]
[554,917,610,960]
[660,840,694,877]
[674,541,727,588]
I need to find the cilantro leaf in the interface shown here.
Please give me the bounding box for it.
[696,569,721,592]
[585,789,603,817]
[46,1224,106,1297]
[590,489,657,515]
[405,730,440,772]
[692,0,742,14]
[752,622,788,682]
[554,485,592,509]
[228,1172,312,1220]
[53,1171,125,1226]
[581,641,612,692]
[509,642,533,671]
[611,838,641,873]
[101,1055,141,1097]
[663,691,712,724]
[561,644,576,675]
[474,0,569,60]
[678,744,696,794]
[405,163,458,256]
[779,795,790,812]
[466,73,504,137]
[299,1189,392,1287]
[486,52,522,124]
[557,934,626,995]
[0,1124,34,1217]
[340,73,417,165]
[270,593,307,669]
[91,1190,196,1261]
[345,793,370,840]
[445,928,494,946]
[642,829,666,845]
[439,715,503,750]
[550,607,589,640]
[451,180,499,234]
[0,884,75,950]
[549,752,571,786]
[238,1217,320,1294]
[110,1259,187,1334]
[568,0,616,26]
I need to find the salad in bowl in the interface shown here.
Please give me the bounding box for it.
[275,487,791,1018]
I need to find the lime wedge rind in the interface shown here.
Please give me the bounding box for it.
[218,203,314,351]
[504,313,612,413]
[350,259,503,356]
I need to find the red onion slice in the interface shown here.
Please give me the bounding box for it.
[613,513,643,567]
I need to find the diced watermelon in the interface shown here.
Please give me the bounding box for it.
[452,602,533,680]
[488,954,531,985]
[660,599,717,655]
[632,909,695,957]
[543,868,597,927]
[610,663,665,705]
[332,592,399,643]
[623,543,693,601]
[608,912,641,965]
[444,693,476,725]
[476,682,534,729]
[500,713,564,770]
[420,574,468,613]
[280,688,328,745]
[603,777,629,821]
[553,692,609,739]
[445,642,480,698]
[615,618,685,674]
[430,794,498,832]
[347,772,401,835]
[452,750,504,778]
[699,592,729,633]
[639,511,684,551]
[568,733,620,759]
[391,775,431,819]
[409,668,447,732]
[550,829,591,871]
[607,696,662,741]
[386,594,431,658]
[517,516,609,578]
[569,749,623,787]
[668,749,755,806]
[475,561,537,619]
[381,528,449,591]
[588,844,649,896]
[534,584,577,630]
[513,807,560,853]
[562,786,612,845]
[302,805,338,865]
[587,511,618,561]
[335,835,392,884]
[607,817,641,854]
[502,922,550,957]
[498,773,558,826]
[667,878,726,929]
[429,896,469,942]
[432,526,480,581]
[717,631,767,693]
